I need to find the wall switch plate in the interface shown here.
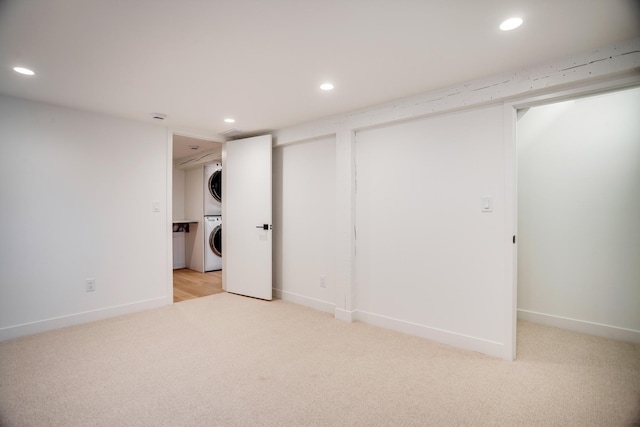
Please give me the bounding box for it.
[152,201,160,212]
[481,196,493,213]
[86,279,96,292]
[319,275,327,288]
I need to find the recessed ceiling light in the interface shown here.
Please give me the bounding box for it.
[224,118,235,123]
[500,17,523,31]
[320,83,334,91]
[13,66,35,76]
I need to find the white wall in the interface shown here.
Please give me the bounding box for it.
[184,166,205,272]
[274,38,639,359]
[171,166,187,269]
[0,95,171,340]
[517,88,640,341]
[273,136,336,312]
[172,166,185,220]
[2,38,635,353]
[355,106,508,354]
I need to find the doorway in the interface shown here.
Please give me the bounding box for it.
[172,133,224,303]
[515,86,640,341]
[173,269,223,302]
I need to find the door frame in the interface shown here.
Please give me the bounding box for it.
[503,74,640,359]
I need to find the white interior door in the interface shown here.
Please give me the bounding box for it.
[222,135,272,300]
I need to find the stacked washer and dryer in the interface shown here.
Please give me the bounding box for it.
[204,163,222,271]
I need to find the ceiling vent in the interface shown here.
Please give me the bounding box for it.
[221,128,242,138]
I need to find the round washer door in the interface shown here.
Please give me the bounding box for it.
[208,170,222,202]
[209,224,222,257]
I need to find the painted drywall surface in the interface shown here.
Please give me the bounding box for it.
[273,137,336,311]
[517,88,640,333]
[0,95,169,337]
[172,166,185,220]
[271,40,638,358]
[355,105,506,343]
[172,166,186,270]
[184,166,204,272]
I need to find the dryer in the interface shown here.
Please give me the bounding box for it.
[204,163,222,216]
[204,215,222,271]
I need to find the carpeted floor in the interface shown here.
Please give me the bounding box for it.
[1,293,639,426]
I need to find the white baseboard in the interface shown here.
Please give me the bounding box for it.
[334,308,354,323]
[354,310,510,360]
[270,289,354,323]
[517,309,640,343]
[273,288,335,315]
[273,290,510,359]
[0,296,170,342]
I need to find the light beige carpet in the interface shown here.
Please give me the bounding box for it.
[1,293,639,426]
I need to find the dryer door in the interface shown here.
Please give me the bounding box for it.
[208,169,222,202]
[209,224,222,257]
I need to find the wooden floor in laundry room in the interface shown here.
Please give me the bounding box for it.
[173,269,223,302]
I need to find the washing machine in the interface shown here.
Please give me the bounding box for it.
[204,215,222,271]
[204,163,222,216]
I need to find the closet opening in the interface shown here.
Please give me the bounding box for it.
[171,133,224,303]
[514,85,640,344]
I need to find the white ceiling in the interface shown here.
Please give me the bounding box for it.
[172,134,221,160]
[1,0,638,143]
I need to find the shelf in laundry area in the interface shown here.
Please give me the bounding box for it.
[172,220,199,233]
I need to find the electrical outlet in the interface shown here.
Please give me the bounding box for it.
[319,275,327,288]
[86,279,96,292]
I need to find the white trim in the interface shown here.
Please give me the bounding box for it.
[354,310,509,360]
[503,103,518,361]
[335,128,356,315]
[273,131,337,148]
[273,289,335,314]
[517,310,640,343]
[221,141,228,291]
[170,127,226,142]
[166,129,175,306]
[506,73,640,110]
[0,297,168,341]
[273,290,512,358]
[334,308,354,323]
[275,38,640,145]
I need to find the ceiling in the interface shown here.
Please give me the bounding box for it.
[1,0,638,146]
[172,134,221,159]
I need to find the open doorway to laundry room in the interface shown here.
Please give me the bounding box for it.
[515,85,640,344]
[171,133,225,303]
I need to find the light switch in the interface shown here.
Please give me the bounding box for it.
[481,196,492,213]
[152,201,160,212]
